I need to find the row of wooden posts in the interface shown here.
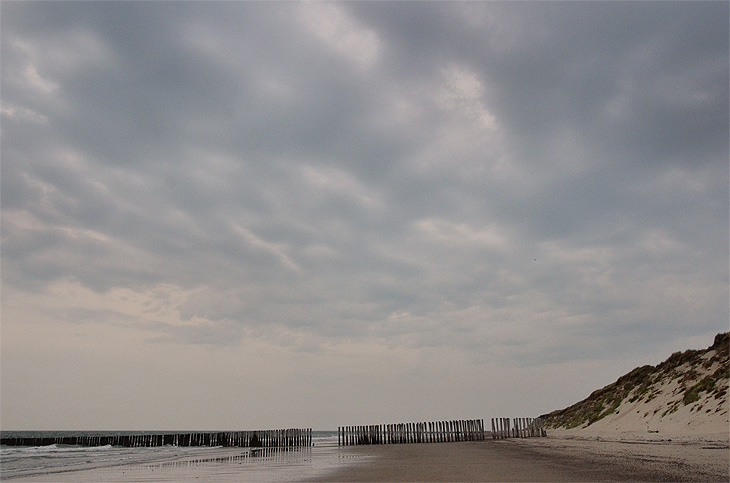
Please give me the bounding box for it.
[0,429,312,448]
[491,418,546,439]
[338,419,486,446]
[1,419,545,448]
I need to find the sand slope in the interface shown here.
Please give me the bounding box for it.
[541,333,729,436]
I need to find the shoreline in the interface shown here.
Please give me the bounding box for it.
[4,444,350,482]
[6,432,729,482]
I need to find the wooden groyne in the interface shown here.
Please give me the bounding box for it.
[338,419,485,446]
[491,418,546,439]
[0,429,312,448]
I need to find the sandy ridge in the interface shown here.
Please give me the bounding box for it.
[542,332,729,434]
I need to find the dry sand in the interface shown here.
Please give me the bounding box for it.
[571,351,730,436]
[543,335,729,436]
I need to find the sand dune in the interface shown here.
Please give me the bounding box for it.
[542,333,729,436]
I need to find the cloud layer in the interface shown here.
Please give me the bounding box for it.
[2,1,727,430]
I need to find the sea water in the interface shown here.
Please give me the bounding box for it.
[0,431,364,481]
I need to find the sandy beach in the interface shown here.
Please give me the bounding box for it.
[310,433,729,482]
[8,431,728,482]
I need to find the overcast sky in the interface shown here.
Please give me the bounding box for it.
[1,1,728,431]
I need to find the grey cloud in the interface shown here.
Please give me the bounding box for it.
[1,1,727,428]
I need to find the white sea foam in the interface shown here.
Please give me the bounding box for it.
[0,431,349,480]
[1,444,194,479]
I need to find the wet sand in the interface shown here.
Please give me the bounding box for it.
[310,435,730,482]
[9,434,729,482]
